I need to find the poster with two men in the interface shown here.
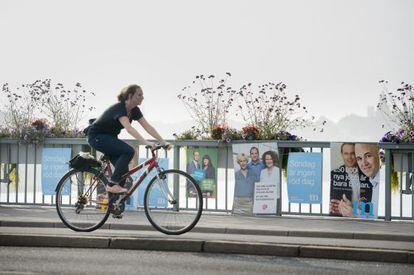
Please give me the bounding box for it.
[330,143,381,219]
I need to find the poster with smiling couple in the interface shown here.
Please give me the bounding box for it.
[330,143,381,219]
[186,147,218,198]
[232,143,280,216]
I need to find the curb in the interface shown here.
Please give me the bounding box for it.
[0,234,109,248]
[0,233,413,264]
[2,220,414,242]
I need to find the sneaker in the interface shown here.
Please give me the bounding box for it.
[106,184,127,194]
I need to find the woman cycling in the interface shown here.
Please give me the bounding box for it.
[87,84,170,193]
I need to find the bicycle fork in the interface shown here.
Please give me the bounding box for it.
[155,171,177,207]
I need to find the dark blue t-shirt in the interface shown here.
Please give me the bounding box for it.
[88,102,143,136]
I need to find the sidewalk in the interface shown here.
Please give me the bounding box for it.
[1,205,414,263]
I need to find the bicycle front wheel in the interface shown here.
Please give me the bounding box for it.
[56,168,110,232]
[144,169,203,235]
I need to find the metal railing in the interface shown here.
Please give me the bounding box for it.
[0,138,413,220]
[381,143,414,221]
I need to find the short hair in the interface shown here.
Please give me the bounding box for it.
[341,143,355,153]
[262,150,278,166]
[250,147,259,154]
[237,153,249,163]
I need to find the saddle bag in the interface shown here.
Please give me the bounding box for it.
[69,152,101,171]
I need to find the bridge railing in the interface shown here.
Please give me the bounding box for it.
[0,138,412,220]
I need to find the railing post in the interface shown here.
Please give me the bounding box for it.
[225,145,229,212]
[173,145,180,211]
[277,146,283,216]
[385,148,392,221]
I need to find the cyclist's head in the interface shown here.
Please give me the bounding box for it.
[118,84,143,105]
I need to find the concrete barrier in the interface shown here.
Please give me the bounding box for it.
[110,237,203,252]
[204,240,299,257]
[300,246,409,263]
[0,234,109,248]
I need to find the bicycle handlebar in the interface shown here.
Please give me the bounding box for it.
[145,144,171,156]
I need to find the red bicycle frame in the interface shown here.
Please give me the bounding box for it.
[100,154,160,198]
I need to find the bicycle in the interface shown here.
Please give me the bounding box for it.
[55,144,203,235]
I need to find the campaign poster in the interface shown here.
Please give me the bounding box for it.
[0,163,17,191]
[287,152,322,204]
[186,147,218,198]
[232,142,279,215]
[135,158,169,208]
[41,148,72,195]
[330,143,380,219]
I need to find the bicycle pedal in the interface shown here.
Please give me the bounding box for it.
[112,213,123,219]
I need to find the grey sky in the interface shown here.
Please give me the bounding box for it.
[1,0,413,131]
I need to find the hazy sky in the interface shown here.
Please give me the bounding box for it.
[1,0,413,127]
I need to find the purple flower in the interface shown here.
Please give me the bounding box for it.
[288,134,297,141]
[241,133,247,139]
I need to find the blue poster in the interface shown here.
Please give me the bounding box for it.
[287,152,322,204]
[192,168,206,181]
[41,148,72,195]
[134,158,169,208]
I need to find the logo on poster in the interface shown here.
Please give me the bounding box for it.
[262,204,268,210]
[353,201,374,218]
[309,194,319,202]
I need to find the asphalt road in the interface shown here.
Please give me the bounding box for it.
[1,247,413,275]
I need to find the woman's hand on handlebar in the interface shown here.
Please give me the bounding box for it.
[160,141,172,150]
[144,142,172,151]
[144,142,156,150]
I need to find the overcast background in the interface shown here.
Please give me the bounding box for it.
[1,0,413,141]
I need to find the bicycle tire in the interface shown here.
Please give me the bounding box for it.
[144,169,203,235]
[55,167,110,232]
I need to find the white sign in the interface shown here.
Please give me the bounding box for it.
[253,182,277,214]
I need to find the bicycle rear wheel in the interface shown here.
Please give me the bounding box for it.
[144,169,203,235]
[56,168,110,232]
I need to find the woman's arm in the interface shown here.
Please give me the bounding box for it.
[118,116,154,147]
[137,117,167,144]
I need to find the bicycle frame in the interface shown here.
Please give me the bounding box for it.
[99,154,160,200]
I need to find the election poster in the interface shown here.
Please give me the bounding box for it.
[186,147,217,198]
[287,152,322,204]
[330,143,380,219]
[133,158,169,208]
[41,148,72,195]
[232,142,279,215]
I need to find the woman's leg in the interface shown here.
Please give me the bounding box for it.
[88,134,135,184]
